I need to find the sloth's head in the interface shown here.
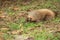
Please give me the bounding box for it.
[26,11,37,22]
[27,15,36,22]
[27,16,32,21]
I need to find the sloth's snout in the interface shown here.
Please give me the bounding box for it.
[27,17,32,22]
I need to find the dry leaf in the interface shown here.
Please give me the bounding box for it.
[0,37,4,40]
[1,28,9,31]
[11,30,23,35]
[12,6,19,11]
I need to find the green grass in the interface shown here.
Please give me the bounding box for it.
[3,33,14,40]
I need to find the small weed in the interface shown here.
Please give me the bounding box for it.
[8,22,21,30]
[3,33,14,40]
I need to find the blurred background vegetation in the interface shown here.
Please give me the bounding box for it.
[0,0,60,40]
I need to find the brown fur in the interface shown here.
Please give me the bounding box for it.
[27,9,55,22]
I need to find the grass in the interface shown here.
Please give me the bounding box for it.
[0,0,60,40]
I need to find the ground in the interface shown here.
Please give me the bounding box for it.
[0,0,60,40]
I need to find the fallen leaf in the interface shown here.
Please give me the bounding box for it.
[0,37,4,40]
[11,30,23,35]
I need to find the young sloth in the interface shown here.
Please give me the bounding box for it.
[27,9,55,22]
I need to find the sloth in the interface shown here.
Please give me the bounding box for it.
[27,9,55,22]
